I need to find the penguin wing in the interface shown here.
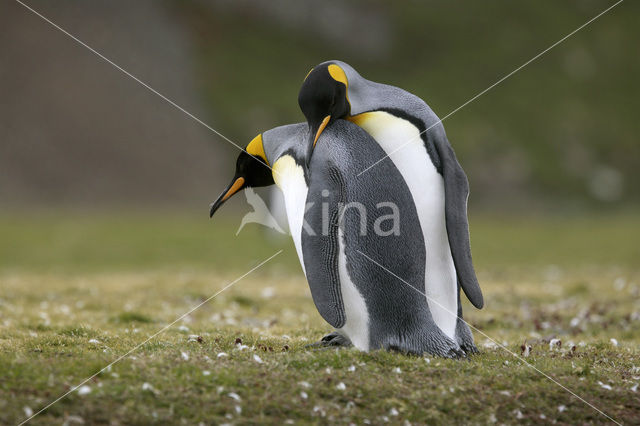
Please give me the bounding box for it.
[431,131,484,309]
[300,166,346,329]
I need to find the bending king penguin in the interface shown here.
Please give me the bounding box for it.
[298,60,483,354]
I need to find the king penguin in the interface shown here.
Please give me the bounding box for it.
[210,119,466,357]
[297,60,483,354]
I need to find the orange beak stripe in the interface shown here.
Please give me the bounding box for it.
[313,115,331,148]
[221,177,245,202]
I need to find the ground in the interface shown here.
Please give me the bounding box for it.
[1,212,639,425]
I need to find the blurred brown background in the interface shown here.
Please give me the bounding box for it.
[1,0,638,212]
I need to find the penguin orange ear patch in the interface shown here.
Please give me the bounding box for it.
[328,64,348,88]
[246,134,269,166]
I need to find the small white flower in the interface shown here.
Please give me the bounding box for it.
[336,382,346,390]
[348,365,356,372]
[549,339,561,350]
[23,406,33,417]
[610,338,619,347]
[202,370,211,376]
[514,410,524,419]
[88,339,100,344]
[180,351,189,361]
[77,385,91,396]
[325,367,332,374]
[393,367,402,374]
[300,391,308,399]
[141,382,157,393]
[558,405,566,413]
[217,352,228,358]
[597,381,612,390]
[235,405,242,415]
[499,390,511,396]
[424,357,431,364]
[299,381,311,388]
[228,392,242,402]
[253,354,263,364]
[389,408,399,416]
[64,414,85,425]
[178,325,189,332]
[630,383,638,392]
[614,277,626,290]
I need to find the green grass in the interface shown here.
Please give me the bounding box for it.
[1,212,639,424]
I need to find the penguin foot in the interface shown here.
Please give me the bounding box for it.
[455,318,479,355]
[306,331,353,349]
[446,347,467,359]
[459,342,479,355]
[384,329,465,358]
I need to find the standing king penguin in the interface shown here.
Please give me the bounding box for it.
[298,60,483,354]
[210,120,467,357]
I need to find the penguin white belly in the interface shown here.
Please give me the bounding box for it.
[350,111,459,339]
[274,155,370,349]
[272,155,308,275]
[337,228,370,351]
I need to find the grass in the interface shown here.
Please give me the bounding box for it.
[0,211,639,424]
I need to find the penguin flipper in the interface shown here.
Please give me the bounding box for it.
[301,167,347,329]
[432,131,484,309]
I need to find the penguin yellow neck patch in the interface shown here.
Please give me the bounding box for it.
[328,64,348,88]
[246,134,269,166]
[347,112,375,127]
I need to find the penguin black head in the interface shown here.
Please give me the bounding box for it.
[298,63,351,162]
[209,134,273,217]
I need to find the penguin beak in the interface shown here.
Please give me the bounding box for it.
[209,176,245,218]
[313,115,331,148]
[307,115,331,165]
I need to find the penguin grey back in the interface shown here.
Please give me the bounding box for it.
[261,122,308,167]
